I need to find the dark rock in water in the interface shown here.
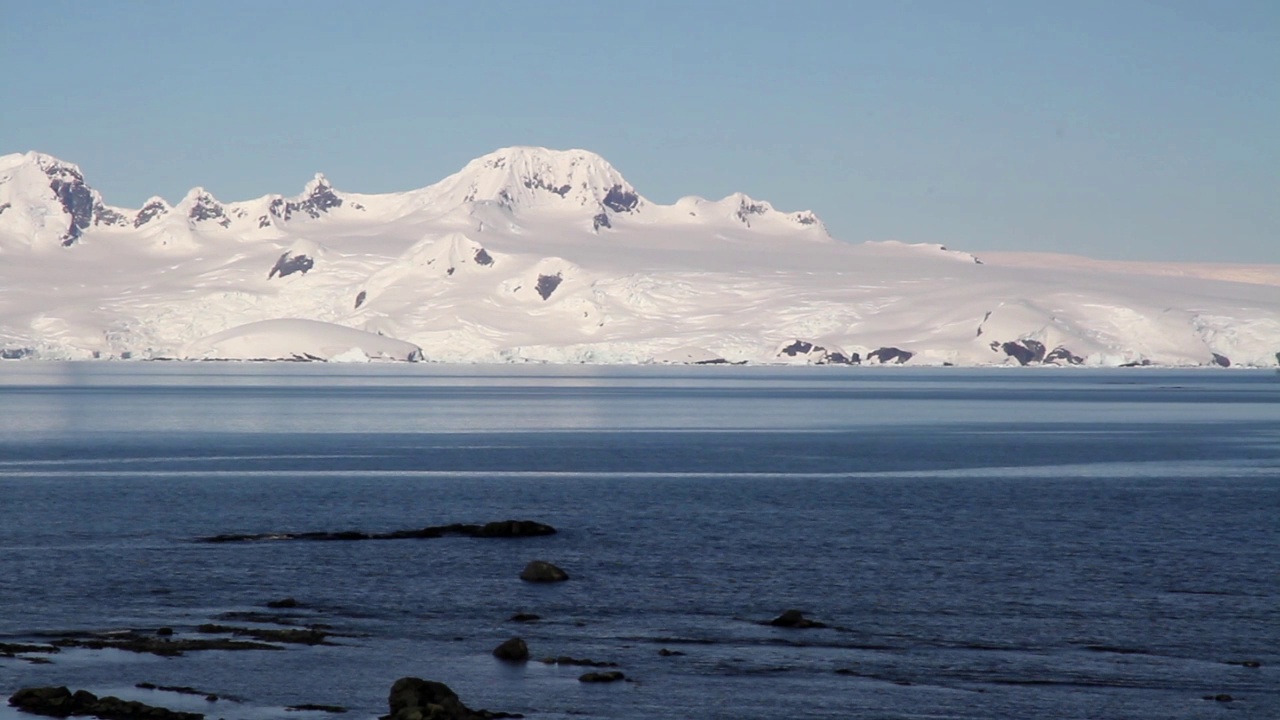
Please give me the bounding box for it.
[1001,339,1046,366]
[133,684,218,700]
[578,671,626,683]
[9,686,205,720]
[51,630,281,656]
[155,627,174,637]
[1228,659,1262,668]
[196,623,328,645]
[658,648,685,657]
[286,705,347,713]
[602,185,638,213]
[535,273,562,300]
[492,637,529,662]
[592,212,611,231]
[1211,353,1231,368]
[867,347,913,364]
[768,609,827,629]
[1044,346,1085,365]
[354,290,367,309]
[196,519,556,544]
[476,520,557,538]
[508,613,541,623]
[384,677,520,720]
[519,560,569,583]
[540,656,618,667]
[266,597,300,609]
[0,642,59,656]
[1203,694,1234,702]
[269,252,315,279]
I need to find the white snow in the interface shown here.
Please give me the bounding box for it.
[0,147,1277,367]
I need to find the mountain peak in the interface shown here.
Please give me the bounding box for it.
[425,146,643,216]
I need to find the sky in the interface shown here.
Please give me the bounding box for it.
[2,1,1276,263]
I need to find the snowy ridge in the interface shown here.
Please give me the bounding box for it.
[0,147,1277,366]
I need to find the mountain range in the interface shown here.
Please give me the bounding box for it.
[1,147,1277,366]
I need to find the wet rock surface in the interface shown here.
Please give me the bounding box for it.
[9,686,204,720]
[48,630,282,656]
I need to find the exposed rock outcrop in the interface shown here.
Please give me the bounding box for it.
[519,560,569,583]
[9,686,204,720]
[383,677,520,720]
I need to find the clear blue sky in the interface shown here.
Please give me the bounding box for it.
[2,1,1276,262]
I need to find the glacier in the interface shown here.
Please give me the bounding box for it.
[0,146,1277,366]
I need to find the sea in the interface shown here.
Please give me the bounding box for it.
[0,362,1276,720]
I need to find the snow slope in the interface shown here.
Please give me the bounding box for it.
[0,146,1276,366]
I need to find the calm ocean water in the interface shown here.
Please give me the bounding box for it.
[0,363,1277,719]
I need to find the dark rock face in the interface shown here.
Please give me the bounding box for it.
[0,202,10,216]
[1,347,34,360]
[9,686,205,720]
[777,340,857,365]
[188,195,230,227]
[134,200,169,228]
[519,560,569,583]
[266,597,299,609]
[269,252,315,279]
[473,248,494,266]
[93,203,127,227]
[779,339,815,356]
[1044,347,1085,365]
[792,211,818,226]
[385,677,520,720]
[522,175,571,197]
[867,347,913,364]
[536,273,562,300]
[354,290,367,309]
[768,609,827,629]
[47,165,95,246]
[592,212,611,231]
[1120,359,1153,368]
[492,637,529,662]
[602,185,638,213]
[734,200,768,224]
[1000,339,1046,366]
[269,182,344,222]
[1211,353,1231,368]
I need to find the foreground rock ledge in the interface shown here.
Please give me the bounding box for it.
[9,686,203,720]
[384,677,520,720]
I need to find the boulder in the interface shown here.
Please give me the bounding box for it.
[383,678,519,720]
[519,561,569,583]
[492,637,529,662]
[475,521,556,538]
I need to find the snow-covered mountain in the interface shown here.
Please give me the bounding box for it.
[0,146,1277,366]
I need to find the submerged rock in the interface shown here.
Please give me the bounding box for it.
[519,560,569,583]
[198,520,556,544]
